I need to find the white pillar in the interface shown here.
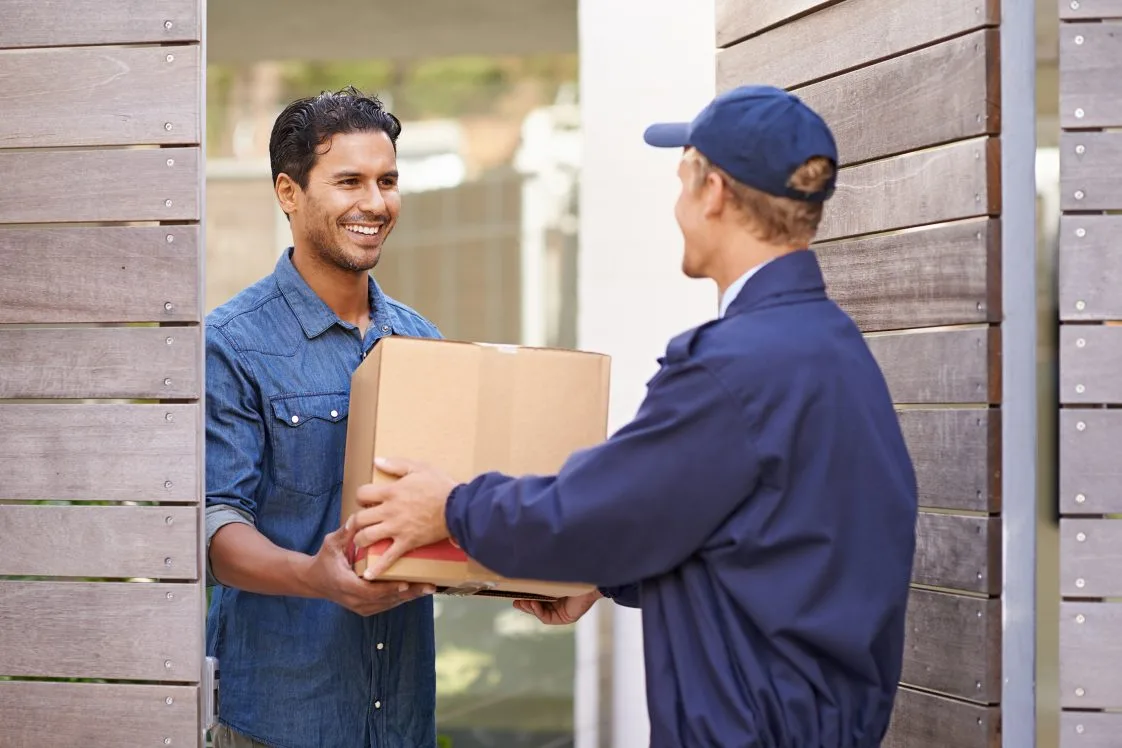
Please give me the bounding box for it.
[574,2,716,746]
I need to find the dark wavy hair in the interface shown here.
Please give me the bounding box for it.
[268,86,402,189]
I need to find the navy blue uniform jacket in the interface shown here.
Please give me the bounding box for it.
[444,249,919,747]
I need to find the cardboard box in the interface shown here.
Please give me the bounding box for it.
[341,336,611,600]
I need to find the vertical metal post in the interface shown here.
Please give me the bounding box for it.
[1001,0,1039,745]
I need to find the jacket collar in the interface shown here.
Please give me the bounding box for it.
[723,249,826,317]
[274,247,391,339]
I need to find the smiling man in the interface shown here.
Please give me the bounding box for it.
[204,88,442,748]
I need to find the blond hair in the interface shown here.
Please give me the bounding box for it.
[684,149,834,247]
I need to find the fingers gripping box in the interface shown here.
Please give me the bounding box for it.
[341,336,611,600]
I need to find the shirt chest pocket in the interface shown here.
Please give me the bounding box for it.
[268,392,350,497]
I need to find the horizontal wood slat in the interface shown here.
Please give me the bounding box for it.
[1061,603,1122,707]
[882,686,1000,748]
[1060,22,1122,128]
[898,409,1000,512]
[715,0,834,47]
[1061,0,1122,19]
[718,0,997,92]
[0,581,201,681]
[817,137,1000,242]
[914,512,1000,594]
[1060,324,1122,404]
[1060,711,1122,748]
[0,147,200,224]
[0,326,200,400]
[902,589,1001,702]
[0,226,200,323]
[1061,519,1122,597]
[791,30,998,166]
[817,218,999,332]
[0,505,197,579]
[1060,409,1122,514]
[0,0,200,48]
[0,681,198,748]
[0,404,199,502]
[1059,215,1122,321]
[0,45,201,148]
[1060,132,1122,212]
[868,327,1000,404]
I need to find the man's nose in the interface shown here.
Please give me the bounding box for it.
[356,183,386,215]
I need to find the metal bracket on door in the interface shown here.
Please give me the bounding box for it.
[203,656,219,731]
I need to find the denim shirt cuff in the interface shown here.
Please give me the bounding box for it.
[205,505,255,587]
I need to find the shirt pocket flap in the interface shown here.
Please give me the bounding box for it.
[270,393,349,427]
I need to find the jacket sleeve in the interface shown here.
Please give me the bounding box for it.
[444,359,760,588]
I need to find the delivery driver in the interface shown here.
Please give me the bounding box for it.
[348,85,919,747]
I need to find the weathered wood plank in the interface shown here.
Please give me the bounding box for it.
[913,512,1000,594]
[817,218,999,332]
[898,409,1000,512]
[0,505,197,579]
[1060,22,1122,128]
[1059,215,1122,321]
[1060,325,1122,404]
[0,327,200,400]
[0,682,198,748]
[715,0,835,47]
[1060,711,1122,748]
[882,686,1000,748]
[1060,409,1122,514]
[817,137,1000,242]
[721,2,998,114]
[0,226,200,323]
[0,404,199,502]
[1061,603,1122,707]
[0,0,200,48]
[0,581,201,681]
[0,46,200,148]
[1061,519,1122,597]
[788,30,999,166]
[1060,0,1122,19]
[0,147,199,224]
[867,327,1000,405]
[902,589,1001,702]
[1060,132,1122,212]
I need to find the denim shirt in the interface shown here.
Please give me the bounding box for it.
[205,249,440,748]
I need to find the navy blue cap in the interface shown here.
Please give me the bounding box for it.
[643,85,838,203]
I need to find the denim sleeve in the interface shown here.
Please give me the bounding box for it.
[599,584,641,608]
[205,324,266,585]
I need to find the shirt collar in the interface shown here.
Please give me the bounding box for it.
[274,247,390,339]
[719,259,772,318]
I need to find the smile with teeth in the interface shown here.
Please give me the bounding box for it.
[343,224,381,236]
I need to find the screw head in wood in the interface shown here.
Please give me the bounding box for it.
[1077,421,1087,431]
[1076,300,1086,310]
[1077,337,1086,347]
[166,233,175,243]
[164,122,173,131]
[1076,144,1086,155]
[1076,384,1086,393]
[1077,532,1087,542]
[1076,227,1086,237]
[165,412,174,422]
[1076,578,1086,588]
[1075,35,1084,44]
[1075,190,1085,200]
[1076,493,1087,503]
[165,199,173,207]
[166,54,174,62]
[1077,724,1085,734]
[166,696,174,705]
[165,20,174,29]
[1076,687,1085,696]
[1071,0,1080,9]
[167,158,175,167]
[1077,613,1086,623]
[1075,108,1085,119]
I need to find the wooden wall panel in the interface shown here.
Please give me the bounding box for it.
[898,409,1000,512]
[714,0,835,47]
[913,512,1001,595]
[817,137,999,242]
[1061,603,1122,708]
[1059,215,1122,321]
[1061,519,1122,597]
[0,0,201,47]
[1059,409,1122,514]
[902,589,1001,702]
[0,46,201,148]
[0,327,201,400]
[0,682,199,748]
[0,147,200,224]
[816,218,999,332]
[0,226,200,324]
[0,404,199,502]
[1061,0,1122,20]
[0,505,197,579]
[1060,325,1122,404]
[0,581,202,681]
[882,687,1000,748]
[717,0,997,92]
[867,328,1000,404]
[1060,22,1122,127]
[1060,712,1122,748]
[1060,132,1122,211]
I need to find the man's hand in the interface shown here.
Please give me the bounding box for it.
[296,514,435,616]
[513,589,602,625]
[351,456,458,580]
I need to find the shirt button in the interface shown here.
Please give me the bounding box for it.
[381,325,390,333]
[374,700,382,709]
[290,415,299,424]
[376,642,384,650]
[330,410,339,418]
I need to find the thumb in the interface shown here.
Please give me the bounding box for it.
[363,539,406,581]
[374,456,414,478]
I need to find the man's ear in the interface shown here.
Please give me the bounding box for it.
[275,173,300,217]
[702,171,726,218]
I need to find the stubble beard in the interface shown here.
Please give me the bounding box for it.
[305,202,383,274]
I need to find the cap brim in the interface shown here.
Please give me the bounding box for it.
[642,122,691,148]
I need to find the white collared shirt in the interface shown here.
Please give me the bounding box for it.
[719,260,772,318]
